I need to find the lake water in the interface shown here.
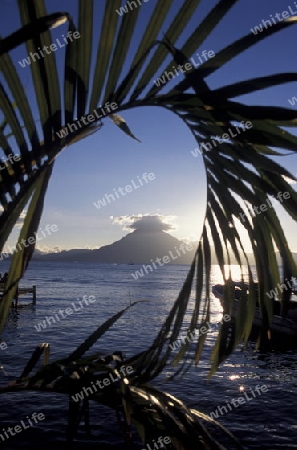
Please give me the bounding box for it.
[0,261,296,449]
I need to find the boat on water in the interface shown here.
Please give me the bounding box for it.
[212,282,297,342]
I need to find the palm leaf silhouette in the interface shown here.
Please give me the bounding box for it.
[0,0,297,447]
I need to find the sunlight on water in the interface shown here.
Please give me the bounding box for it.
[211,264,252,283]
[0,262,295,450]
[229,375,240,381]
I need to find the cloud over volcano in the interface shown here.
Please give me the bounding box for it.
[111,214,177,233]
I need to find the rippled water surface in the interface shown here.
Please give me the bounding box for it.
[0,262,296,449]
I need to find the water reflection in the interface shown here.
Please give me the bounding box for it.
[257,351,297,384]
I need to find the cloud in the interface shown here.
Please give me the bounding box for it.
[35,246,63,254]
[111,214,178,233]
[180,234,199,243]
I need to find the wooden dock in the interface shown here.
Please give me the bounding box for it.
[0,284,36,307]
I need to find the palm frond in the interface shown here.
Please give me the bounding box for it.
[0,0,296,429]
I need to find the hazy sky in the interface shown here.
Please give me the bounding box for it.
[1,0,297,253]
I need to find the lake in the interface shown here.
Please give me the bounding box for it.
[0,261,296,449]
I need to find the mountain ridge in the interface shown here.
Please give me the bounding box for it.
[33,229,197,264]
[2,229,296,265]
